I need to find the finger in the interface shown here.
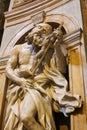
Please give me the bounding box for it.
[27,81,32,84]
[26,84,33,88]
[26,82,33,87]
[27,79,33,83]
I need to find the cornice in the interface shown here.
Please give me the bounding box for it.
[12,0,47,10]
[4,0,70,27]
[64,28,82,49]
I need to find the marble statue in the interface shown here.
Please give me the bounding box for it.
[4,23,82,130]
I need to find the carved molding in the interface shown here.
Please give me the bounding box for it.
[4,0,70,27]
[45,14,80,33]
[13,0,36,7]
[0,56,9,73]
[64,28,82,49]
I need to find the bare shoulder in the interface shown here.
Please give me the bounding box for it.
[13,44,22,50]
[11,44,22,54]
[11,43,30,55]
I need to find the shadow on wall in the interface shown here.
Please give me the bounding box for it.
[55,112,70,130]
[0,0,10,46]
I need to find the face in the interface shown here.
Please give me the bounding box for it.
[27,23,52,46]
[32,32,43,46]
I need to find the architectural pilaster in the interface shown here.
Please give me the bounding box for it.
[64,29,87,130]
[0,56,9,127]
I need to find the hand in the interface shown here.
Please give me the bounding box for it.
[19,68,33,76]
[19,78,33,88]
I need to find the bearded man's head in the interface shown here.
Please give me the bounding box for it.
[26,23,52,46]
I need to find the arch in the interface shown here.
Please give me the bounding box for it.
[45,13,80,33]
[2,13,80,56]
[2,23,34,56]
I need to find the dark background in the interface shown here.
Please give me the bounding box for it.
[0,0,10,46]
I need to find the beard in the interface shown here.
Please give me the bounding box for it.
[32,34,44,46]
[27,31,47,47]
[29,32,45,46]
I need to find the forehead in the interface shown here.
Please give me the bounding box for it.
[36,24,46,28]
[31,23,52,35]
[33,24,47,31]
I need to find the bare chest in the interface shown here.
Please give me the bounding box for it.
[19,47,35,65]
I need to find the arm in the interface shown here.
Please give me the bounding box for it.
[6,45,23,86]
[6,45,33,88]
